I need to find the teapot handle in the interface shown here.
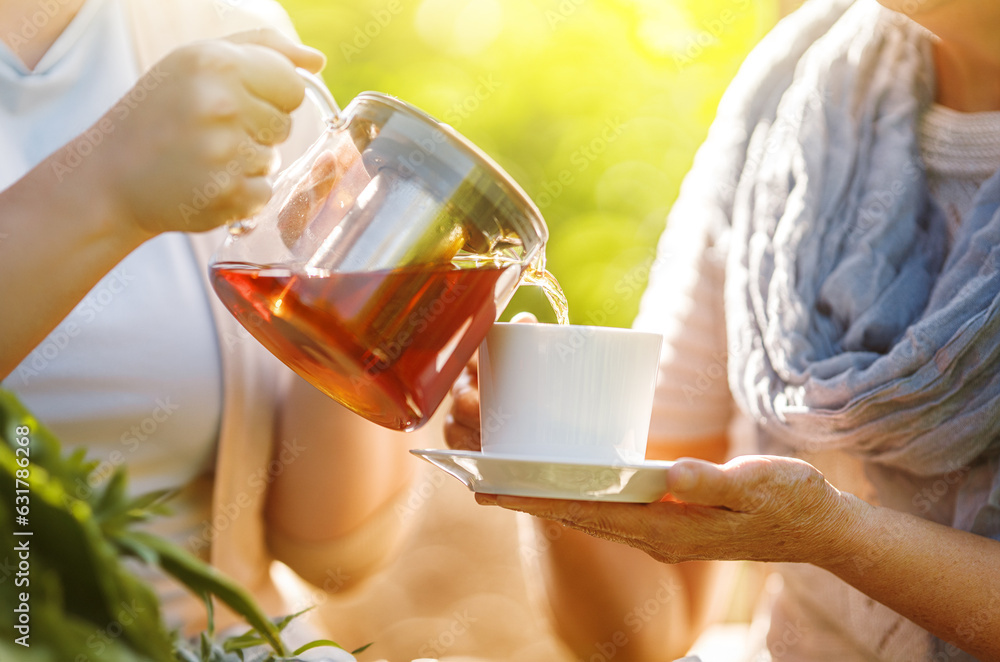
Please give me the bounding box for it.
[298,68,342,123]
[226,70,341,236]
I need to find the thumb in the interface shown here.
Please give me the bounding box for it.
[510,312,538,324]
[226,28,326,73]
[666,459,746,511]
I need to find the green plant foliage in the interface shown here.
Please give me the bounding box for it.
[281,0,778,326]
[0,390,175,662]
[0,390,350,662]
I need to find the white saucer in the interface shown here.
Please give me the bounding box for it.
[410,449,675,503]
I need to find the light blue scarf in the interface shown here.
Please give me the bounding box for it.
[678,0,999,656]
[721,0,1000,535]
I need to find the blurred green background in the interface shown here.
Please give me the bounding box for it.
[281,0,779,326]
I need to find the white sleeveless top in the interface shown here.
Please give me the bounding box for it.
[0,0,223,627]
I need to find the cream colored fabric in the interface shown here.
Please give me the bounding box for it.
[919,104,1000,241]
[640,95,1000,662]
[125,0,324,627]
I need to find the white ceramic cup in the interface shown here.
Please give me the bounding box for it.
[478,323,663,464]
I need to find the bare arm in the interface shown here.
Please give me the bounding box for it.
[264,376,416,590]
[823,499,1000,659]
[0,30,324,378]
[0,136,145,379]
[483,456,1000,661]
[521,435,730,662]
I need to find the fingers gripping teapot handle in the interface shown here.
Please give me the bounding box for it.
[227,69,342,236]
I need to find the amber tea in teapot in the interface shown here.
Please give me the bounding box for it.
[212,261,512,430]
[210,75,566,431]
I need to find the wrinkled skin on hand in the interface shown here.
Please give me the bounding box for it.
[444,314,867,567]
[478,455,869,568]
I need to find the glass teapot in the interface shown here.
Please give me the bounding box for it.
[210,72,552,432]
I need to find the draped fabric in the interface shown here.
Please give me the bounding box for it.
[679,1,1000,656]
[724,0,1000,537]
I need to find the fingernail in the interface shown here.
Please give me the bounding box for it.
[476,493,498,506]
[303,45,326,69]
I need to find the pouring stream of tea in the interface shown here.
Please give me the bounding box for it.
[451,252,569,325]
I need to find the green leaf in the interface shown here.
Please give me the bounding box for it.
[173,647,201,662]
[221,630,268,653]
[114,528,159,566]
[115,530,289,656]
[292,639,348,655]
[200,631,213,660]
[1,389,355,662]
[128,488,174,512]
[94,465,130,518]
[351,642,373,655]
[203,591,216,638]
[0,390,95,493]
[274,607,313,633]
[0,443,175,661]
